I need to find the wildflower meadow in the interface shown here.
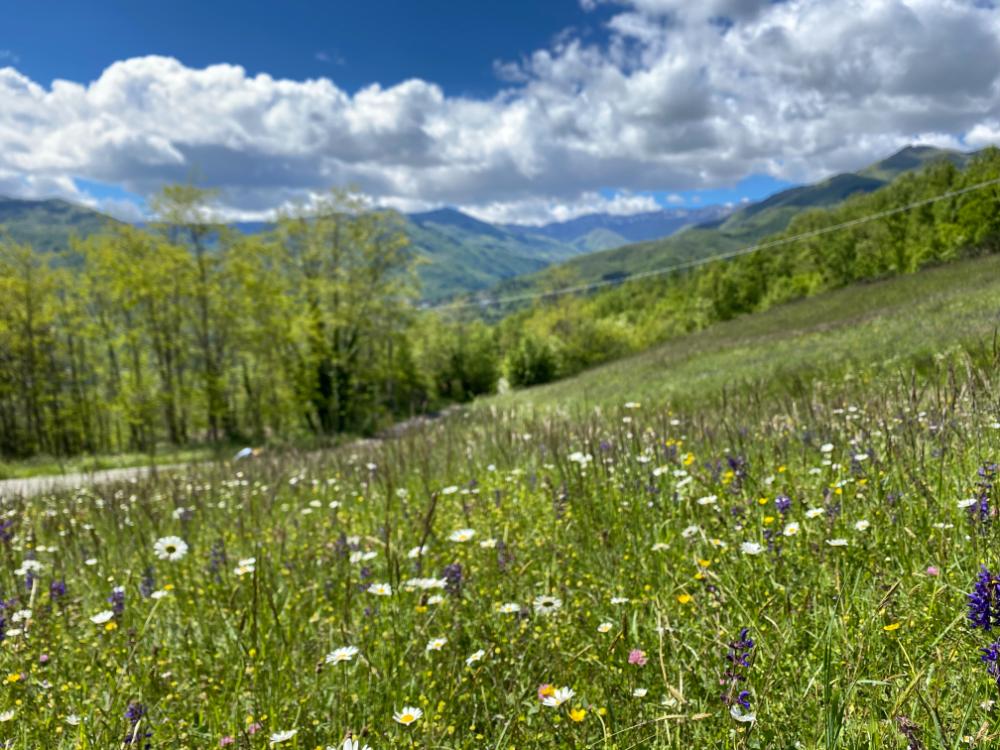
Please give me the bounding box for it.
[1,347,999,749]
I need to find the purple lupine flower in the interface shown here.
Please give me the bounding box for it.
[763,528,781,556]
[981,640,1000,687]
[706,459,724,484]
[969,567,1000,631]
[775,495,791,515]
[124,702,146,724]
[139,568,156,599]
[0,519,15,544]
[721,627,756,711]
[969,463,997,530]
[123,702,152,747]
[727,455,748,492]
[108,586,125,617]
[333,533,349,558]
[441,563,463,596]
[49,580,66,601]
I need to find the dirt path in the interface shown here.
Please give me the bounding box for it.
[0,463,188,499]
[0,406,465,499]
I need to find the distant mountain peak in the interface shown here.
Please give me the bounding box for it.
[502,204,734,248]
[860,144,967,181]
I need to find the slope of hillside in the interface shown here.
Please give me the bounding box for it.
[491,251,1000,411]
[0,197,121,251]
[491,145,971,296]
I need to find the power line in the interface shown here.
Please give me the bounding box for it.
[424,174,1000,312]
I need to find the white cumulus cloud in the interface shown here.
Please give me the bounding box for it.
[0,0,998,223]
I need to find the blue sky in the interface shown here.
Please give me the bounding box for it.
[0,1,995,224]
[2,1,610,97]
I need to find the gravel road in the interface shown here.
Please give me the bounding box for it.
[0,464,187,499]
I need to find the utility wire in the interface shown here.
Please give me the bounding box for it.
[424,174,1000,312]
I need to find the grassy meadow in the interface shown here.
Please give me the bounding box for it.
[1,256,1000,748]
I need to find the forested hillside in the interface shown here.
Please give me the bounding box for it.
[0,197,121,252]
[491,145,971,297]
[0,197,589,302]
[2,148,998,460]
[486,147,1000,386]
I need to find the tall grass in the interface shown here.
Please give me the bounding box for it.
[0,341,997,747]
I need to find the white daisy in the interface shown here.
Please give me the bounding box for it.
[632,688,648,698]
[90,610,114,624]
[270,729,297,744]
[448,528,475,543]
[153,536,189,562]
[805,508,825,519]
[426,637,447,652]
[498,602,521,614]
[854,520,870,532]
[234,557,256,576]
[466,649,486,666]
[740,541,764,555]
[783,522,800,537]
[826,538,848,547]
[597,622,614,633]
[393,706,423,725]
[542,687,575,707]
[325,646,360,665]
[533,595,562,615]
[368,582,392,596]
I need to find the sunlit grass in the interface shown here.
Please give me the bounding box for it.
[1,255,999,748]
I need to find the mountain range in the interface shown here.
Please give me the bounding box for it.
[0,191,733,302]
[502,204,735,251]
[488,145,974,299]
[0,145,973,303]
